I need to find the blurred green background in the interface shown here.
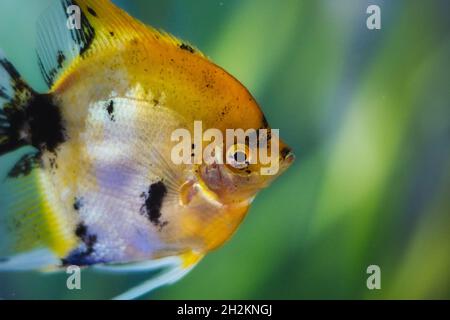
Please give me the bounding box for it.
[0,0,449,299]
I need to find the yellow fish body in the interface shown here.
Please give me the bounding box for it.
[0,0,294,298]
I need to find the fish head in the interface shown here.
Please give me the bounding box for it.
[196,132,295,206]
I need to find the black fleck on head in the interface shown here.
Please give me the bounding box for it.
[180,43,195,53]
[140,181,168,228]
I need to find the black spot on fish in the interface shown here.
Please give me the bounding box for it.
[75,223,87,238]
[109,31,115,37]
[27,94,66,152]
[1,89,65,154]
[105,100,115,121]
[62,223,98,266]
[56,51,65,69]
[140,181,168,229]
[87,6,97,17]
[73,197,83,211]
[180,43,195,53]
[7,152,41,178]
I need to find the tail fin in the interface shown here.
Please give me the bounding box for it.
[0,50,65,155]
[0,51,35,155]
[0,51,73,270]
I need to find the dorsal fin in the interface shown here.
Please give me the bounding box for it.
[36,0,206,90]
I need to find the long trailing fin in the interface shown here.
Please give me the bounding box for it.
[112,251,203,300]
[94,255,180,273]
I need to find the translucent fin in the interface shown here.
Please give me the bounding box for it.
[0,248,59,271]
[36,0,206,89]
[113,261,196,300]
[110,252,202,300]
[0,157,77,265]
[94,256,180,273]
[36,0,96,88]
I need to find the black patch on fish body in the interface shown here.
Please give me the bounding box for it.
[140,181,168,228]
[7,152,41,178]
[180,43,195,53]
[27,94,66,153]
[261,115,269,129]
[105,100,115,121]
[62,223,98,266]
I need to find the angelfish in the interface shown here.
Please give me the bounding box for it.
[0,0,294,299]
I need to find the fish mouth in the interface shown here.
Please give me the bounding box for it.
[281,146,295,164]
[279,144,295,172]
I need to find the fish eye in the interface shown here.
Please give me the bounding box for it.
[226,144,250,169]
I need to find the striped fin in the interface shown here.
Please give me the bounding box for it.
[36,0,206,90]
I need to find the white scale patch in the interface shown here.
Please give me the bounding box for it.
[74,88,168,263]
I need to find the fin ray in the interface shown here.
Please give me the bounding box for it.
[0,155,77,263]
[35,0,207,89]
[0,248,59,271]
[113,260,197,300]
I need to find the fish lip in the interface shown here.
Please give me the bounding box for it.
[284,150,295,164]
